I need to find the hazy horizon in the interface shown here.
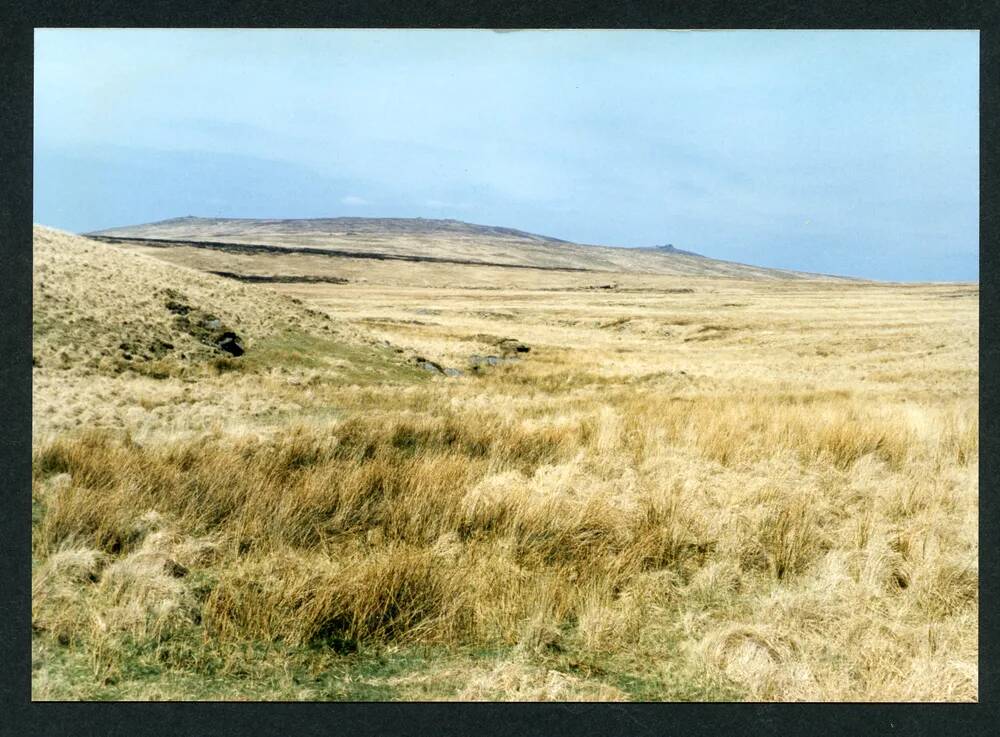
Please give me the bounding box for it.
[34,29,979,281]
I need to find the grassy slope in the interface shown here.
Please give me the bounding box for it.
[32,226,425,440]
[31,225,978,702]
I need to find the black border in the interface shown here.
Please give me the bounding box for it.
[2,2,997,735]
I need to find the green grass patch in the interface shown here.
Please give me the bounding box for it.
[32,630,507,701]
[237,329,428,386]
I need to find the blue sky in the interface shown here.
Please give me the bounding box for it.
[34,30,978,281]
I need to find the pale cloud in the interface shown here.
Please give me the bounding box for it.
[340,195,369,206]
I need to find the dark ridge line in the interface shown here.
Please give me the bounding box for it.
[85,235,596,273]
[207,271,350,284]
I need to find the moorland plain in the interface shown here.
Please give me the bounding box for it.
[31,224,978,701]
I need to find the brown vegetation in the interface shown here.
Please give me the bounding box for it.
[31,226,978,701]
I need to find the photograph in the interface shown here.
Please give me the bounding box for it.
[29,28,979,702]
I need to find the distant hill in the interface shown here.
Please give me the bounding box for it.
[96,216,575,245]
[89,216,827,279]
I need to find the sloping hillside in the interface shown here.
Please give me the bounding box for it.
[34,225,329,372]
[32,225,423,436]
[90,216,822,279]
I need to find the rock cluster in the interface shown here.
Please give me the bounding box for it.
[411,337,532,378]
[164,289,246,357]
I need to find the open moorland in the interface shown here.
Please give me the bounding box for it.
[89,216,821,278]
[32,221,978,701]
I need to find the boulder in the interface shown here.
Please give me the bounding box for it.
[168,300,246,358]
[496,338,530,356]
[217,332,245,357]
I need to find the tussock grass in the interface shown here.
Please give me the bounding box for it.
[31,226,978,701]
[32,390,977,700]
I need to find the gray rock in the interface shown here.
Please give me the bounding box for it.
[443,367,463,377]
[497,338,530,356]
[418,360,444,374]
[217,332,245,357]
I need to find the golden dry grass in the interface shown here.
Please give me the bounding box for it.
[31,226,978,701]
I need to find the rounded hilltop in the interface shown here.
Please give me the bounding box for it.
[89,215,828,278]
